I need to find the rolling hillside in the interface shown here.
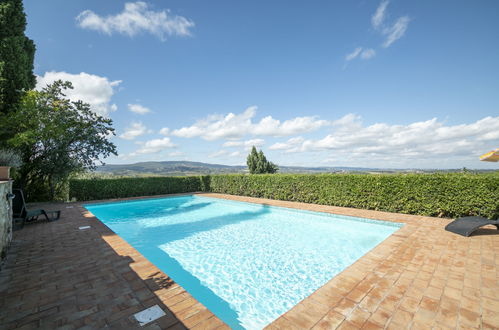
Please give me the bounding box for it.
[95,161,368,176]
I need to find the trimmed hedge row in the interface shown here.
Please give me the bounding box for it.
[69,176,208,201]
[69,173,499,219]
[209,173,499,219]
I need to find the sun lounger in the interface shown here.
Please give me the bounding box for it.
[12,189,61,229]
[444,216,499,237]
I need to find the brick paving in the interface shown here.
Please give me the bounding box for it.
[0,195,227,330]
[1,192,498,329]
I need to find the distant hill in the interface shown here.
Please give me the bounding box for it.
[93,161,495,176]
[96,161,245,176]
[94,160,401,176]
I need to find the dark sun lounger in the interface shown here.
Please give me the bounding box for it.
[12,189,61,229]
[445,216,499,237]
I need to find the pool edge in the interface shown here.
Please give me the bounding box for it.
[78,197,230,329]
[78,192,448,329]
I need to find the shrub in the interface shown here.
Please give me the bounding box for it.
[208,173,499,219]
[68,172,499,219]
[0,149,22,167]
[69,176,206,201]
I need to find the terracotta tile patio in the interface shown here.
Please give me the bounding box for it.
[1,192,498,329]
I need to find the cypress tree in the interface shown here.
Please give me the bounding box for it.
[246,146,278,174]
[247,146,259,174]
[0,0,36,114]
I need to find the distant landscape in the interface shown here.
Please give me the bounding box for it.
[94,161,490,177]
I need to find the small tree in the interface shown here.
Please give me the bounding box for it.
[246,146,278,174]
[247,146,259,174]
[6,80,117,200]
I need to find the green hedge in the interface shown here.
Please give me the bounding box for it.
[69,173,499,219]
[69,176,208,201]
[209,173,499,219]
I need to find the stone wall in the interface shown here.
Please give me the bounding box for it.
[0,180,13,262]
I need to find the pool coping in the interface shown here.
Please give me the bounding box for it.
[77,193,229,329]
[73,192,497,328]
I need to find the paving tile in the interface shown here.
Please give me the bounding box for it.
[345,307,370,328]
[0,198,225,330]
[312,310,345,330]
[368,307,392,327]
[424,286,443,300]
[458,308,481,328]
[435,308,459,329]
[333,298,358,317]
[361,320,383,329]
[390,308,413,326]
[398,296,420,314]
[2,193,499,329]
[419,296,439,312]
[482,309,499,329]
[282,299,329,328]
[267,316,302,330]
[190,315,225,330]
[337,320,362,330]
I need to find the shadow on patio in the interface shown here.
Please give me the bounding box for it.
[0,202,227,329]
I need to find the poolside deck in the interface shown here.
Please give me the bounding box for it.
[1,193,498,329]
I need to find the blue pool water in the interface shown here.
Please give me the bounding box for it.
[85,195,402,329]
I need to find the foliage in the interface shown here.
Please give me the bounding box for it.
[0,148,21,167]
[6,80,117,200]
[69,176,207,201]
[208,173,499,219]
[246,146,278,174]
[0,0,36,115]
[69,172,499,219]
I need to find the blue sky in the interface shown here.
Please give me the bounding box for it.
[25,0,499,169]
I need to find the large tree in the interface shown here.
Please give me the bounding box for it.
[6,80,117,200]
[246,146,278,174]
[0,0,36,115]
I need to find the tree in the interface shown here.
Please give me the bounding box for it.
[0,0,36,115]
[247,146,259,174]
[6,80,117,200]
[246,146,278,174]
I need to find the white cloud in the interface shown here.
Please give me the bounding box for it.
[208,150,229,158]
[159,127,170,136]
[331,113,363,131]
[173,107,256,140]
[172,107,329,141]
[269,115,499,165]
[345,0,409,62]
[372,0,389,30]
[254,116,329,136]
[128,103,151,114]
[133,137,176,154]
[382,16,410,48]
[208,149,242,159]
[76,2,194,41]
[168,151,185,157]
[223,139,265,148]
[222,141,243,148]
[120,122,149,140]
[360,48,376,59]
[36,71,121,117]
[269,137,304,152]
[345,47,362,61]
[345,48,376,62]
[371,0,410,48]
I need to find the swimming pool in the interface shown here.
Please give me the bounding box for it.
[85,195,402,329]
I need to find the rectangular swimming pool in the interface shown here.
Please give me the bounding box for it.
[85,195,402,329]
